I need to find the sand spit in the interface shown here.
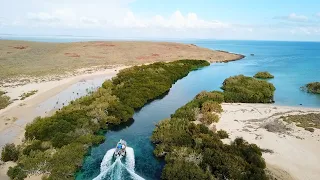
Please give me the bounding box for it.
[218,103,320,180]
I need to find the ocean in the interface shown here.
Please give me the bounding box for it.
[3,36,320,179]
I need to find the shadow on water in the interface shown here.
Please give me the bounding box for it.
[134,90,170,113]
[107,118,135,132]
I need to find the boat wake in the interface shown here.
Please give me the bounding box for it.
[93,147,145,180]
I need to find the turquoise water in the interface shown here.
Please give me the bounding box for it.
[2,36,320,179]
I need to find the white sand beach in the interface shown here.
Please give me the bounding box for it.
[218,103,320,180]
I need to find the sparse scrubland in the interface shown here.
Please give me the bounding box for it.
[19,90,38,100]
[152,74,276,180]
[282,113,320,132]
[1,60,209,180]
[254,71,274,79]
[0,40,243,81]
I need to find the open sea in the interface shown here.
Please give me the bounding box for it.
[2,36,320,179]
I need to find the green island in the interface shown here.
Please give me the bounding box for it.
[1,60,209,180]
[253,71,274,79]
[0,90,10,110]
[303,82,320,94]
[151,74,276,180]
[222,75,276,103]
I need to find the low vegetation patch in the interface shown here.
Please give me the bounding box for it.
[7,165,27,180]
[261,120,290,133]
[282,113,320,132]
[0,90,10,109]
[19,90,38,100]
[152,91,267,180]
[222,75,275,103]
[0,90,5,96]
[302,82,320,94]
[217,130,229,139]
[254,71,274,79]
[6,60,209,180]
[1,143,19,162]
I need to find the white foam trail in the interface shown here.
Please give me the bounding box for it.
[100,148,115,172]
[93,147,145,180]
[125,166,145,180]
[125,147,135,171]
[110,159,123,179]
[93,161,116,180]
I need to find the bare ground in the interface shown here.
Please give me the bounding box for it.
[0,40,244,83]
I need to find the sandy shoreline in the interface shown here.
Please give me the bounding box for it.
[218,103,320,180]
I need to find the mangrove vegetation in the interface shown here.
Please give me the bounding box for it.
[303,82,320,94]
[2,60,209,180]
[151,74,277,179]
[152,91,267,180]
[253,71,274,79]
[222,75,275,103]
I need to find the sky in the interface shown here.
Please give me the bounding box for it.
[0,0,320,41]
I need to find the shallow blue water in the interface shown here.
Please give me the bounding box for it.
[3,36,320,179]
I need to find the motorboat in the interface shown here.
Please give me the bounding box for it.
[114,139,127,157]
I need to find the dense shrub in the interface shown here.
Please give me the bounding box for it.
[254,71,274,79]
[22,140,44,156]
[217,130,229,139]
[195,91,224,103]
[222,75,275,103]
[0,90,5,96]
[152,91,267,180]
[0,94,10,110]
[162,161,214,180]
[201,101,223,114]
[171,99,202,121]
[1,143,19,162]
[7,165,27,180]
[304,82,320,94]
[112,60,209,109]
[201,112,220,125]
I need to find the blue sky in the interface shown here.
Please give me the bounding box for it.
[1,0,320,41]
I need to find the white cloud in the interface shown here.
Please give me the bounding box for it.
[27,12,61,22]
[274,13,308,22]
[0,0,319,40]
[316,12,320,18]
